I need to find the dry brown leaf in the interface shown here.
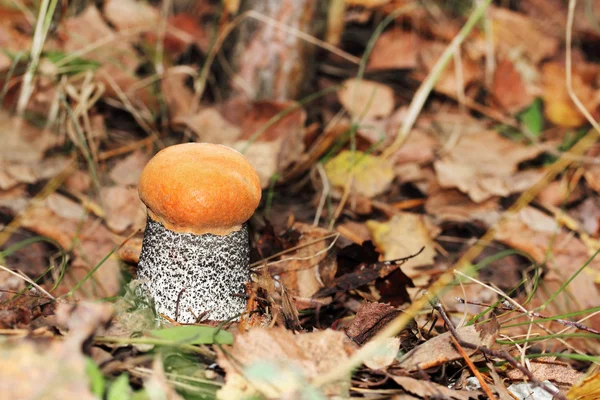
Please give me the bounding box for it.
[271,223,332,299]
[338,79,394,119]
[492,58,536,113]
[161,68,197,121]
[101,186,146,233]
[391,376,481,400]
[489,7,559,63]
[63,6,138,72]
[433,131,545,202]
[419,41,480,97]
[177,107,241,144]
[584,163,600,194]
[389,128,438,165]
[368,28,418,70]
[20,195,121,299]
[345,302,402,345]
[496,206,600,334]
[103,0,159,32]
[570,197,600,237]
[0,302,111,400]
[217,327,354,399]
[397,319,498,372]
[0,115,56,163]
[366,213,436,286]
[346,0,391,7]
[109,150,150,186]
[425,189,501,226]
[63,6,153,107]
[506,357,582,392]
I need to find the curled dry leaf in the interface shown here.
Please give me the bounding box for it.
[217,327,354,399]
[324,150,395,198]
[338,78,394,119]
[366,213,436,286]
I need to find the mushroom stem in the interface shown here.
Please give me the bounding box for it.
[137,217,250,322]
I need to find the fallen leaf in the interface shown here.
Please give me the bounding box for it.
[177,107,241,144]
[391,376,481,400]
[364,337,400,370]
[367,213,436,285]
[103,0,159,32]
[217,327,354,398]
[491,58,536,113]
[0,302,111,400]
[161,68,197,122]
[489,7,559,63]
[433,131,545,202]
[397,319,498,371]
[367,28,418,70]
[272,223,332,299]
[506,357,582,392]
[109,150,150,186]
[63,6,153,108]
[345,302,402,345]
[418,41,480,97]
[101,186,146,233]
[346,0,391,7]
[221,99,306,188]
[0,114,56,163]
[20,197,121,299]
[338,79,394,119]
[496,206,600,335]
[425,189,501,226]
[325,150,395,198]
[542,62,598,127]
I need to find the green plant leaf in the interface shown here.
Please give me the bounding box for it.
[149,325,233,345]
[85,357,105,398]
[44,51,100,74]
[107,374,132,400]
[518,98,543,137]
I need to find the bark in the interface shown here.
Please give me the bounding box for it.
[229,0,328,101]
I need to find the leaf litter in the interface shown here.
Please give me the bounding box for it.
[0,1,599,399]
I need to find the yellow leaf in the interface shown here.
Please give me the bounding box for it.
[324,150,394,198]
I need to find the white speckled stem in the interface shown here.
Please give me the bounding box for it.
[137,217,249,322]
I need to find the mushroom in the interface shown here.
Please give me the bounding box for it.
[137,143,261,322]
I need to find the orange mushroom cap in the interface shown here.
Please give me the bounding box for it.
[138,143,261,235]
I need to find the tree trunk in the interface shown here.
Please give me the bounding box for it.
[229,0,328,101]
